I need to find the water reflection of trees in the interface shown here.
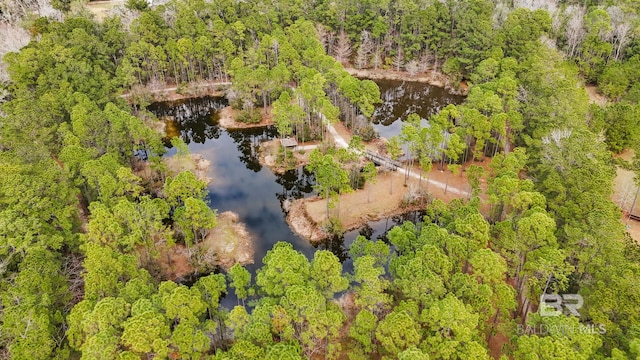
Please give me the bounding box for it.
[312,210,427,264]
[275,167,315,204]
[150,97,227,145]
[148,94,437,266]
[371,80,465,126]
[227,127,275,172]
[315,235,350,263]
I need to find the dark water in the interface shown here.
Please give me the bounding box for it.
[147,80,460,275]
[371,79,466,139]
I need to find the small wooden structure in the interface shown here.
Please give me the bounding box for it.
[280,137,298,148]
[365,150,402,171]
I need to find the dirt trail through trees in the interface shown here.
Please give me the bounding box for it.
[326,122,470,196]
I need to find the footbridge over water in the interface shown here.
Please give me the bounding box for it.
[364,150,402,171]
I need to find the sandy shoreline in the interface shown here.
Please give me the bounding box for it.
[286,192,429,243]
[204,211,255,270]
[286,170,435,243]
[287,197,331,242]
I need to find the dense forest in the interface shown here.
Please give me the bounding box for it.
[1,0,640,359]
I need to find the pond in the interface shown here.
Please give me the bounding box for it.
[147,79,464,275]
[371,79,466,139]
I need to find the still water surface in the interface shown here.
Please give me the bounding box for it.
[372,79,465,139]
[148,80,464,274]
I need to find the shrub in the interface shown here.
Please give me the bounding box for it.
[322,217,344,236]
[354,123,378,142]
[237,110,262,124]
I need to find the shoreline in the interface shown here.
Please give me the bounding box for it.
[258,139,318,174]
[218,106,275,130]
[204,211,255,270]
[150,210,254,280]
[124,67,467,107]
[344,67,469,95]
[286,197,330,243]
[286,169,440,243]
[122,80,230,103]
[286,191,429,243]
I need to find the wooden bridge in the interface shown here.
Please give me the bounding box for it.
[364,150,402,171]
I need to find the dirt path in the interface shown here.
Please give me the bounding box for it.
[326,121,470,197]
[586,84,607,106]
[295,144,319,151]
[286,117,472,242]
[85,0,125,21]
[612,149,640,244]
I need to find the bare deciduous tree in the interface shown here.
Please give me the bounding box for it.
[492,1,510,27]
[355,30,373,69]
[372,48,383,70]
[614,176,638,214]
[392,45,404,71]
[418,50,433,73]
[109,5,140,30]
[607,6,635,61]
[565,5,587,58]
[405,60,419,75]
[513,0,558,13]
[333,30,352,64]
[315,24,333,54]
[540,35,557,50]
[0,0,61,23]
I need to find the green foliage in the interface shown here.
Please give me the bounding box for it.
[256,242,310,297]
[173,196,217,246]
[577,9,613,82]
[514,315,603,359]
[1,249,70,360]
[353,255,392,314]
[590,103,640,153]
[310,250,349,298]
[3,1,640,359]
[237,110,263,124]
[500,8,552,59]
[228,264,253,304]
[163,171,207,207]
[375,310,421,356]
[349,235,389,267]
[125,0,149,11]
[307,148,353,219]
[349,309,378,356]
